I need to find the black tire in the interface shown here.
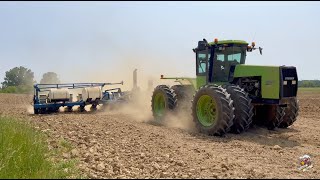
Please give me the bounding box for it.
[34,108,39,114]
[253,105,285,130]
[39,108,47,114]
[171,85,194,100]
[48,107,59,113]
[279,97,299,128]
[191,85,234,136]
[90,104,98,111]
[79,105,85,112]
[67,106,73,112]
[267,105,285,130]
[47,107,53,114]
[171,85,194,110]
[225,85,254,134]
[46,108,52,113]
[151,85,177,122]
[54,107,59,113]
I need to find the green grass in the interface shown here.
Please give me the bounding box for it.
[298,87,320,96]
[0,116,82,179]
[298,87,320,92]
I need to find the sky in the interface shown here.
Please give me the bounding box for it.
[0,1,319,89]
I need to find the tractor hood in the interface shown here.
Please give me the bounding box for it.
[231,65,298,99]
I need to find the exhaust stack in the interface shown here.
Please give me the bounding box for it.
[133,69,138,90]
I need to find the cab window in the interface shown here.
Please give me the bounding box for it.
[227,53,241,63]
[212,46,245,82]
[197,51,210,75]
[217,54,224,62]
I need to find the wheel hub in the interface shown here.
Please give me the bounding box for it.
[196,95,217,127]
[153,93,166,117]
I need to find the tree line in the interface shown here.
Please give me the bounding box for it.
[298,80,320,87]
[0,66,60,93]
[0,66,319,94]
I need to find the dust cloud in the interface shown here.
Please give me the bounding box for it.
[30,50,197,131]
[162,108,197,133]
[26,105,34,114]
[78,50,190,92]
[81,52,197,131]
[101,86,197,132]
[100,88,154,123]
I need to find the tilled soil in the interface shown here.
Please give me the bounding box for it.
[0,91,319,178]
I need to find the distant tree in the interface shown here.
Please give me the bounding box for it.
[1,66,34,88]
[40,72,60,84]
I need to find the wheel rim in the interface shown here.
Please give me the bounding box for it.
[196,95,217,127]
[153,92,166,117]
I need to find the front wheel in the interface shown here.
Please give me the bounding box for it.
[192,85,234,136]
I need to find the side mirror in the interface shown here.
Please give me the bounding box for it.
[259,47,263,55]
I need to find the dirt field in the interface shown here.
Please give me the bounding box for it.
[0,89,319,179]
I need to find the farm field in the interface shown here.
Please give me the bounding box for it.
[0,88,319,178]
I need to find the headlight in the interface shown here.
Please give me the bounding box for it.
[283,81,287,85]
[292,80,296,85]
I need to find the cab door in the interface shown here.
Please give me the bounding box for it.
[196,50,210,89]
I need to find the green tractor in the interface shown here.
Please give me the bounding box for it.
[151,38,299,136]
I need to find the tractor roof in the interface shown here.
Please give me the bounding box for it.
[208,40,249,46]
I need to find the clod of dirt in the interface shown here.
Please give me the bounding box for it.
[62,153,71,159]
[272,145,282,150]
[176,160,184,166]
[97,163,106,171]
[71,149,80,157]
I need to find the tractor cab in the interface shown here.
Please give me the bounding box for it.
[193,39,261,84]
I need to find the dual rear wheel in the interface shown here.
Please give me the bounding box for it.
[151,84,253,136]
